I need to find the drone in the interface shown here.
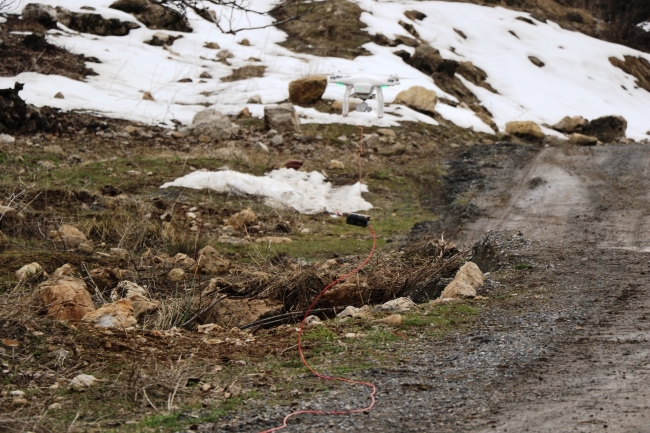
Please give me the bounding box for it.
[329,74,400,118]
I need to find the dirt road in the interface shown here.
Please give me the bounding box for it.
[211,142,650,432]
[462,143,650,251]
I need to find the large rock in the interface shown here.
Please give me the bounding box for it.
[110,280,159,318]
[583,115,627,143]
[264,103,300,133]
[202,298,283,328]
[191,246,230,275]
[552,116,588,133]
[110,0,192,32]
[288,76,328,105]
[37,276,95,320]
[394,86,438,115]
[82,299,137,328]
[190,109,239,141]
[440,262,485,299]
[48,224,93,251]
[505,121,545,139]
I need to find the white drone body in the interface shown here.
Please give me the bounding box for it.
[329,74,400,118]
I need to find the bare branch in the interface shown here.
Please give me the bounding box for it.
[0,0,18,13]
[151,0,328,34]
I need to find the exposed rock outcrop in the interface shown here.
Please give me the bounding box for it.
[110,0,192,32]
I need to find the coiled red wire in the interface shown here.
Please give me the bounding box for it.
[258,225,378,433]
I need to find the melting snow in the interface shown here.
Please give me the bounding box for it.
[1,0,649,138]
[160,168,373,215]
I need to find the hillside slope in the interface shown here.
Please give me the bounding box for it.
[1,0,650,139]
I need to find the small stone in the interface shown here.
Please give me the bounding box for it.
[374,314,403,326]
[0,134,15,144]
[12,397,28,406]
[126,170,140,176]
[38,160,56,170]
[54,92,64,99]
[328,160,344,169]
[528,56,545,67]
[337,135,348,142]
[300,228,311,235]
[10,390,25,397]
[217,50,234,61]
[142,91,155,101]
[253,142,269,153]
[239,38,250,46]
[377,128,397,138]
[69,374,98,391]
[199,71,212,79]
[247,94,262,104]
[238,107,251,118]
[271,135,283,146]
[178,78,192,83]
[48,402,62,410]
[124,125,138,134]
[168,268,186,282]
[110,248,129,260]
[16,262,45,281]
[266,129,277,138]
[204,42,220,49]
[569,133,598,146]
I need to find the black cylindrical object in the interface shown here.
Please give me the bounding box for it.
[346,213,370,227]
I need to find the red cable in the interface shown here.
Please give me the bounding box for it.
[258,226,378,433]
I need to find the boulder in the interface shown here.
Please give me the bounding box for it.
[394,86,438,115]
[110,0,192,32]
[48,224,93,251]
[16,262,45,281]
[440,261,485,299]
[552,116,588,133]
[288,76,328,105]
[201,298,283,327]
[191,246,230,275]
[190,109,239,141]
[569,133,598,146]
[37,276,95,320]
[224,208,256,230]
[82,299,136,328]
[505,121,545,139]
[583,115,627,143]
[110,281,160,318]
[264,103,300,133]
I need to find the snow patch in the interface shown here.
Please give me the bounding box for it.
[160,169,373,215]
